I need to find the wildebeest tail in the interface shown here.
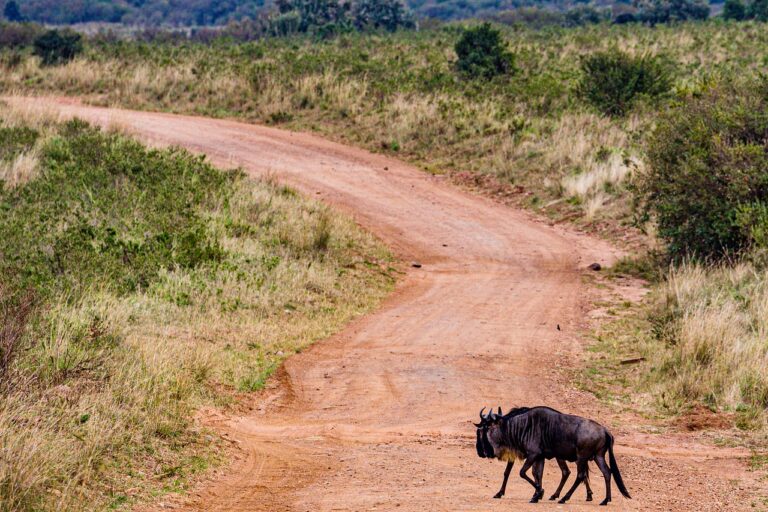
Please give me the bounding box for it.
[606,431,631,498]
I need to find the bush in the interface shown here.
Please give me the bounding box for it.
[0,22,42,48]
[454,23,514,79]
[578,49,673,116]
[748,0,768,20]
[722,0,747,19]
[32,29,83,66]
[352,0,416,31]
[0,120,230,296]
[634,0,710,23]
[637,81,768,260]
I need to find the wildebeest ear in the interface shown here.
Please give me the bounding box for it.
[498,407,502,415]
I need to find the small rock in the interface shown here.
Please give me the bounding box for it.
[411,262,422,268]
[587,262,602,271]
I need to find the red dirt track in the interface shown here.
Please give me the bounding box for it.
[9,97,764,511]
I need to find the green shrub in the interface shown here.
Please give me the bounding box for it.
[0,22,42,48]
[748,0,768,20]
[0,119,231,296]
[723,0,747,19]
[634,0,710,23]
[32,29,82,66]
[454,23,514,80]
[578,49,673,116]
[0,126,38,160]
[637,80,768,260]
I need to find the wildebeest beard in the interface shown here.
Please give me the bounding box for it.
[476,427,495,458]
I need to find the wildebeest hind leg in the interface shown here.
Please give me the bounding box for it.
[595,453,612,506]
[549,459,570,500]
[558,458,588,504]
[494,461,514,499]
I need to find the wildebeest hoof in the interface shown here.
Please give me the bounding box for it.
[586,494,593,502]
[558,498,568,505]
[548,494,559,501]
[529,497,540,503]
[599,499,611,506]
[493,492,503,499]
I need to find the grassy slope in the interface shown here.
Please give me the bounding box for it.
[0,104,394,511]
[3,22,768,234]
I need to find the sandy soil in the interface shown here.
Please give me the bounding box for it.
[7,97,766,511]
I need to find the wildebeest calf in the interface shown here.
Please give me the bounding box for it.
[474,406,630,506]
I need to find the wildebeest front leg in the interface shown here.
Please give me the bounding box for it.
[595,453,612,506]
[530,458,545,503]
[493,461,514,499]
[518,457,543,503]
[549,459,570,500]
[558,458,588,505]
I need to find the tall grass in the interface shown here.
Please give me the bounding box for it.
[648,261,768,428]
[0,105,394,511]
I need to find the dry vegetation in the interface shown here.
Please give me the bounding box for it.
[0,103,394,511]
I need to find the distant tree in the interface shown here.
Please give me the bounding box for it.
[454,23,514,80]
[33,29,83,66]
[634,0,710,23]
[564,5,610,26]
[613,12,638,22]
[3,1,23,22]
[271,0,350,35]
[748,0,768,20]
[723,0,747,18]
[352,0,416,31]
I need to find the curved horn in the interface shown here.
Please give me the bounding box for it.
[479,407,487,420]
[498,406,503,415]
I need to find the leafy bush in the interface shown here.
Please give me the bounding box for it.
[454,23,514,79]
[634,0,710,23]
[578,49,673,116]
[0,22,42,48]
[747,0,768,20]
[352,0,416,31]
[0,126,38,160]
[723,0,747,19]
[637,81,768,260]
[32,29,83,66]
[0,119,230,296]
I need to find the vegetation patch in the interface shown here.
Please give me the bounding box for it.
[0,105,394,511]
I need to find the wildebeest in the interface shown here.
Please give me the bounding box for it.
[475,407,593,502]
[474,406,630,506]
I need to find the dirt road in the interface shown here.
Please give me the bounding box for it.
[9,97,763,511]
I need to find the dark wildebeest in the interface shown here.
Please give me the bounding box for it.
[474,406,630,506]
[475,407,593,502]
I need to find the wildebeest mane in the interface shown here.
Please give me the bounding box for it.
[503,406,563,419]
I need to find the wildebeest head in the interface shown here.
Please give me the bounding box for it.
[474,407,502,458]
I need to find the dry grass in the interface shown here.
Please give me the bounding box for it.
[0,148,40,187]
[648,261,768,428]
